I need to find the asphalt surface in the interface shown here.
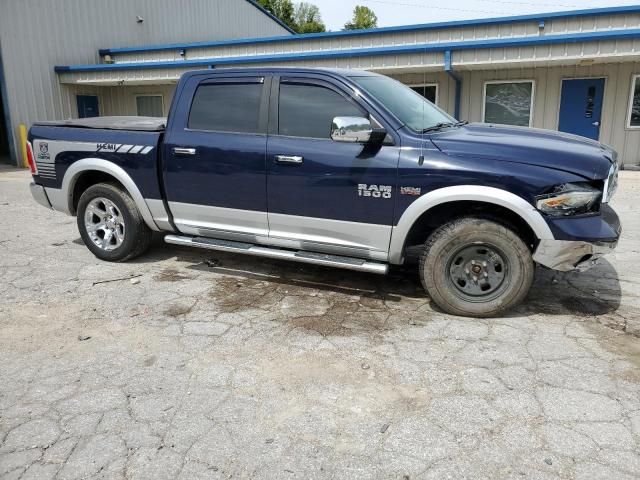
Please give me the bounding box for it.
[1,167,639,479]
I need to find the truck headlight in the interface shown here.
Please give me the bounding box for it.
[536,183,601,216]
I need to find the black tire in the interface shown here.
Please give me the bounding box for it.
[419,217,534,318]
[77,182,153,262]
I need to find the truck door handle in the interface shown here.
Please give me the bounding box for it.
[173,147,196,155]
[275,155,303,165]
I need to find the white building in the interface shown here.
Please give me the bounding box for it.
[4,3,640,168]
[0,0,293,165]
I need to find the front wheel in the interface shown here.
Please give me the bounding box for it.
[77,182,153,262]
[419,217,534,317]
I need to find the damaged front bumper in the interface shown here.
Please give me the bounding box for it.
[533,239,617,272]
[533,203,620,272]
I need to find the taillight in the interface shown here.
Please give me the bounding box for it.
[26,141,37,175]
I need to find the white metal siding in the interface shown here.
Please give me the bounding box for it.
[111,13,640,65]
[0,0,290,164]
[458,63,640,166]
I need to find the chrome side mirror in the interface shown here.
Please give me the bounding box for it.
[331,116,373,143]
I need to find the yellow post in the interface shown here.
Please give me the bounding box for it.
[17,123,28,168]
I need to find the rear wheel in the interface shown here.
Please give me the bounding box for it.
[77,183,152,262]
[419,217,534,317]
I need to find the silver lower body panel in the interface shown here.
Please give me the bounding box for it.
[162,202,390,262]
[533,239,617,272]
[43,187,69,213]
[30,183,52,209]
[164,235,389,275]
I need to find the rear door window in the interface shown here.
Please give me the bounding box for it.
[188,82,263,133]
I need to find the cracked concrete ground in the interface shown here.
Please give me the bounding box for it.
[1,167,639,480]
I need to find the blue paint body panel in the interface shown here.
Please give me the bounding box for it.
[545,204,620,242]
[428,123,612,180]
[266,136,400,225]
[162,72,269,214]
[29,67,621,252]
[28,125,162,199]
[558,78,605,141]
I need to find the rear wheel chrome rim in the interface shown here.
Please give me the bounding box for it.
[84,197,125,251]
[446,243,509,302]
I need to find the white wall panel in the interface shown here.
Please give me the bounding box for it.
[0,0,291,164]
[111,11,640,65]
[458,63,640,167]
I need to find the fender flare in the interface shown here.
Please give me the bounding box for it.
[388,185,554,264]
[60,158,159,231]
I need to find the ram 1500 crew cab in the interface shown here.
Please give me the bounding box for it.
[28,68,621,317]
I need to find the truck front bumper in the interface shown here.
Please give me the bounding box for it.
[532,204,620,272]
[533,239,617,271]
[30,182,52,209]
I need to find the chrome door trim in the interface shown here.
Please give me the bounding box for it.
[274,155,303,164]
[173,147,196,155]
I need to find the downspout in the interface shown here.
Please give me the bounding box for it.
[444,50,462,120]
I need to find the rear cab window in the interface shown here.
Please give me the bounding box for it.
[187,80,265,134]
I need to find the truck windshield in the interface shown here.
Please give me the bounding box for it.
[350,75,456,132]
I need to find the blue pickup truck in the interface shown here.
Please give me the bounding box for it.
[28,67,620,317]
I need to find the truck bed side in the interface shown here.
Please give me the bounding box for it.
[29,125,164,205]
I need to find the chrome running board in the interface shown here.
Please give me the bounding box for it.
[164,235,389,275]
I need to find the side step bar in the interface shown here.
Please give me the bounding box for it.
[164,235,389,275]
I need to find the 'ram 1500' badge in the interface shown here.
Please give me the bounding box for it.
[358,184,392,199]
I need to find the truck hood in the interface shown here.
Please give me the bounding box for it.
[430,123,615,180]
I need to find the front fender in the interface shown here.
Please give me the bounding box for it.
[388,185,554,264]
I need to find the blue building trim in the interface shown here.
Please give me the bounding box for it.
[59,28,640,73]
[98,5,640,56]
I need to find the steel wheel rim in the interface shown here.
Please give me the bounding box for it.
[446,242,510,302]
[84,197,125,251]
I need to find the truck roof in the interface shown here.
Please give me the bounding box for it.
[33,116,166,132]
[180,67,380,80]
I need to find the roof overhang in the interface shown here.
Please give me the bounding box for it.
[96,5,640,56]
[56,28,640,85]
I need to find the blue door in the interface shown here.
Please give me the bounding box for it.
[266,77,400,260]
[76,95,99,118]
[162,75,269,239]
[558,78,605,140]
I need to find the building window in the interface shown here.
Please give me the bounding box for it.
[628,75,640,128]
[136,95,164,117]
[483,81,534,127]
[76,95,100,118]
[409,84,437,104]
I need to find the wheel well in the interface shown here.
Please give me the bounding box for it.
[403,200,538,254]
[71,171,125,215]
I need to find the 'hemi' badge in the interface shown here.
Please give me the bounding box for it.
[400,186,421,196]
